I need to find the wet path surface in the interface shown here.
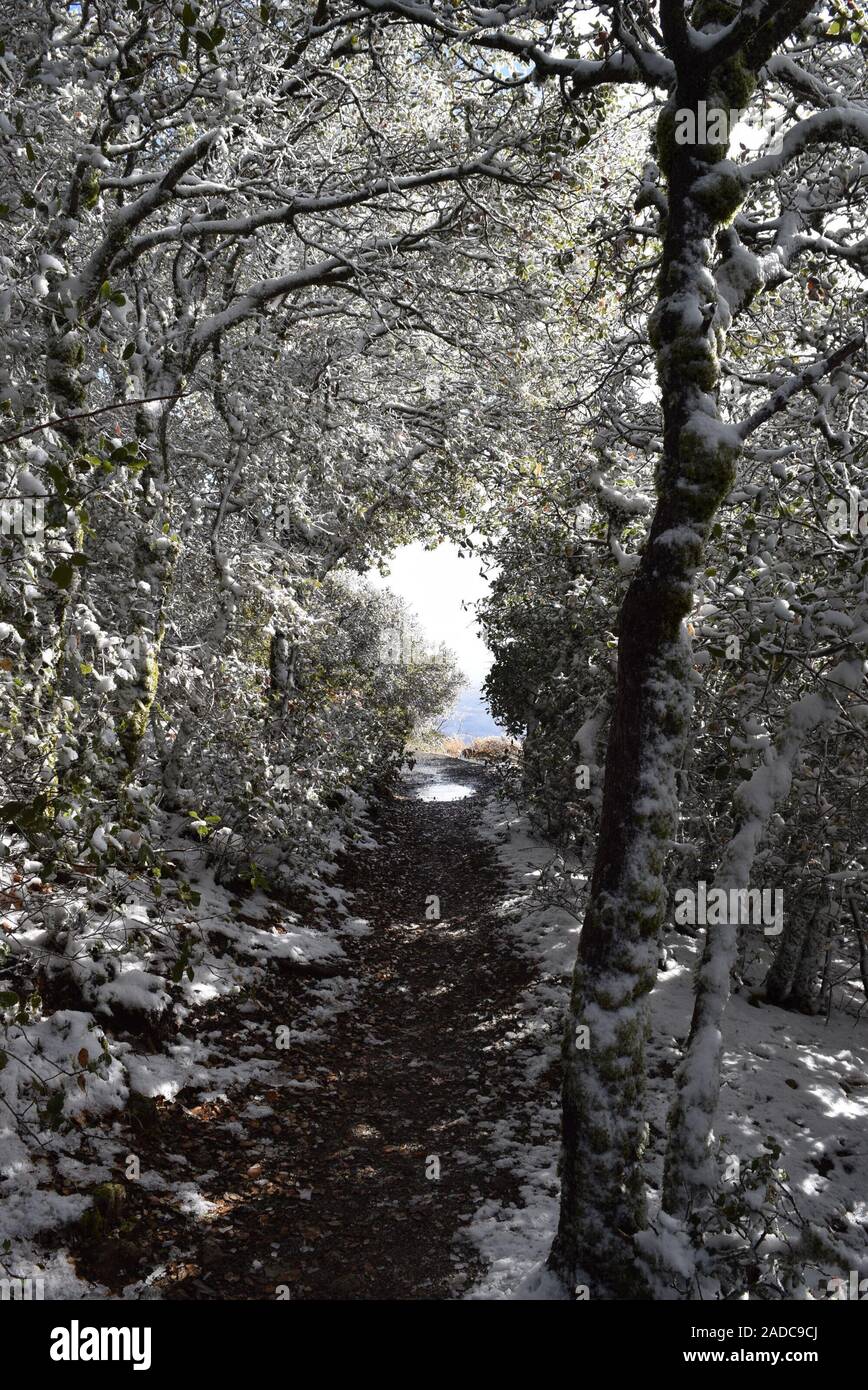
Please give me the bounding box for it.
[78,758,534,1300]
[405,758,478,803]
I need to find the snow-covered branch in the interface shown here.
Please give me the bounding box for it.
[736,333,867,441]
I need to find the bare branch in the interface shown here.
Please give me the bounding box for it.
[0,393,192,450]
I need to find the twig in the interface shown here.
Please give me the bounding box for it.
[0,391,193,448]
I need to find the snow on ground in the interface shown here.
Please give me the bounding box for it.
[467,792,868,1300]
[5,778,867,1299]
[0,820,356,1297]
[465,797,578,1299]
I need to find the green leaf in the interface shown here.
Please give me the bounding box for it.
[827,19,841,33]
[51,562,74,588]
[0,991,19,1008]
[46,462,70,499]
[182,1,196,24]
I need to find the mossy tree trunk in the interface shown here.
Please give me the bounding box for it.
[765,896,816,1009]
[766,891,830,1015]
[550,39,759,1296]
[110,385,186,790]
[17,326,90,813]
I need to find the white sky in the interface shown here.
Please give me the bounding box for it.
[368,541,493,687]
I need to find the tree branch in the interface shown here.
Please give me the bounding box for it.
[736,333,866,441]
[0,392,191,449]
[658,0,690,67]
[696,0,815,72]
[352,0,672,89]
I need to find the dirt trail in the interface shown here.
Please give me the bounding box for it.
[77,757,534,1300]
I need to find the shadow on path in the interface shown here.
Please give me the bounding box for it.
[75,758,534,1300]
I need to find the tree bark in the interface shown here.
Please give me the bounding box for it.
[765,896,814,1007]
[551,58,755,1293]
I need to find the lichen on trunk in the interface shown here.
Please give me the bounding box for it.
[551,70,753,1293]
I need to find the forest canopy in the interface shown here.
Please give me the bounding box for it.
[1,0,868,1310]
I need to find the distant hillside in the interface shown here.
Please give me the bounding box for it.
[441,687,506,740]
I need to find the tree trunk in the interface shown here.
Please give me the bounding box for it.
[662,681,854,1218]
[550,68,753,1294]
[16,328,89,811]
[765,897,814,1007]
[268,630,295,727]
[788,903,829,1014]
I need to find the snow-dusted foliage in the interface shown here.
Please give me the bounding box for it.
[395,0,868,1296]
[0,0,539,1269]
[2,0,868,1305]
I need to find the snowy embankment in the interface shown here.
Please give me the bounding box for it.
[0,814,365,1297]
[466,794,868,1300]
